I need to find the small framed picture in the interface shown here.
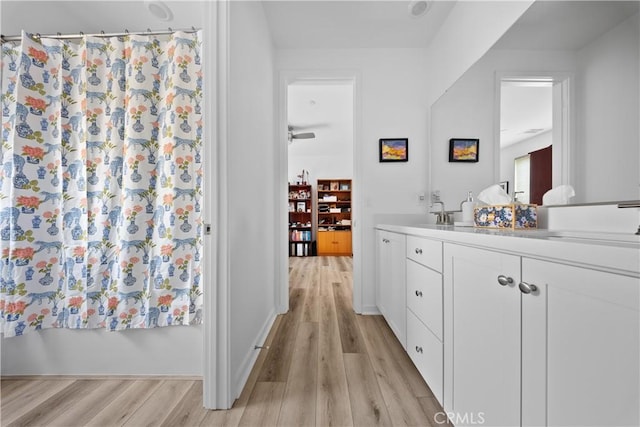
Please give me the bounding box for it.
[339,183,350,191]
[449,138,479,163]
[296,202,306,212]
[379,138,408,162]
[330,181,339,191]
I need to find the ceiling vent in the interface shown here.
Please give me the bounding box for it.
[408,0,431,18]
[145,0,174,22]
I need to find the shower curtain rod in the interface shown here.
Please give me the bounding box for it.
[0,27,201,43]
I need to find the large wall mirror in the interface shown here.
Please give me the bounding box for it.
[430,1,639,206]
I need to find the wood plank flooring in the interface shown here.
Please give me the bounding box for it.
[1,256,447,427]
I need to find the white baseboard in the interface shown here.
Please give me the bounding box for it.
[232,309,277,399]
[359,305,381,315]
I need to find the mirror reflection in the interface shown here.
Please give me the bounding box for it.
[495,1,639,204]
[432,1,639,205]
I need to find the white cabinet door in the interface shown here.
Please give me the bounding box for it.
[521,258,640,427]
[376,230,407,348]
[444,243,521,426]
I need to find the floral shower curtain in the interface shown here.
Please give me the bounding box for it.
[0,30,203,337]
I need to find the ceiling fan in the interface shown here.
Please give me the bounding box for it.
[288,125,316,143]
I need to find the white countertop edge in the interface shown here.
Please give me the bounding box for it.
[376,223,640,277]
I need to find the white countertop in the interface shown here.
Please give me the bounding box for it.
[376,223,640,276]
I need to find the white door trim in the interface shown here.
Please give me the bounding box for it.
[494,71,575,191]
[276,70,363,314]
[203,0,231,410]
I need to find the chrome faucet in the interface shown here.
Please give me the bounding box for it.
[617,201,640,235]
[431,201,452,225]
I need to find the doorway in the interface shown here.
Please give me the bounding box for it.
[496,74,573,198]
[277,72,360,315]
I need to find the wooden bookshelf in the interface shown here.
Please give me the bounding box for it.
[317,179,352,256]
[289,184,313,256]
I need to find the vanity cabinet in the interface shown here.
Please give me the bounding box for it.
[443,243,640,427]
[376,230,406,347]
[377,231,445,401]
[406,235,444,403]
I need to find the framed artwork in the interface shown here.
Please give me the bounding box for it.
[379,138,408,162]
[330,181,339,191]
[449,138,479,162]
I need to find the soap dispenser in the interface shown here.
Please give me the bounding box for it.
[461,191,475,225]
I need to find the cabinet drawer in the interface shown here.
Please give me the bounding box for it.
[407,309,443,404]
[407,259,443,340]
[406,236,442,272]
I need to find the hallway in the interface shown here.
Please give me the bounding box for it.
[241,256,446,426]
[1,256,447,426]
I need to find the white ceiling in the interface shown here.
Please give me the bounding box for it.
[2,1,638,149]
[493,0,639,51]
[262,0,456,49]
[288,83,353,156]
[1,1,205,37]
[1,0,455,48]
[3,1,636,50]
[500,83,552,147]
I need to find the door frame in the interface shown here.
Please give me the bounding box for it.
[276,70,363,314]
[494,72,574,190]
[203,0,231,410]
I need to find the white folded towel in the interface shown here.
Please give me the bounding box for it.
[542,185,575,205]
[477,184,511,205]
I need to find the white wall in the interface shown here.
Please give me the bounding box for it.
[430,49,577,212]
[577,13,640,203]
[277,2,534,313]
[278,48,432,312]
[500,131,552,197]
[287,83,353,185]
[228,1,278,398]
[1,327,202,375]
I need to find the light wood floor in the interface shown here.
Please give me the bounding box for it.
[1,256,447,427]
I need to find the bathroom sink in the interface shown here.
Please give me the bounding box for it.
[539,230,640,248]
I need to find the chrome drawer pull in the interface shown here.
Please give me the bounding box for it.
[497,275,513,286]
[415,346,423,354]
[518,281,538,294]
[415,290,423,297]
[415,248,423,255]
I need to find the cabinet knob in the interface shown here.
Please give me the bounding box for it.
[382,238,390,243]
[415,290,423,297]
[415,346,423,354]
[497,275,514,286]
[415,248,423,255]
[518,281,538,294]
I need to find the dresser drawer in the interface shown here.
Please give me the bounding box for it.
[407,309,443,404]
[406,235,442,272]
[407,259,443,340]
